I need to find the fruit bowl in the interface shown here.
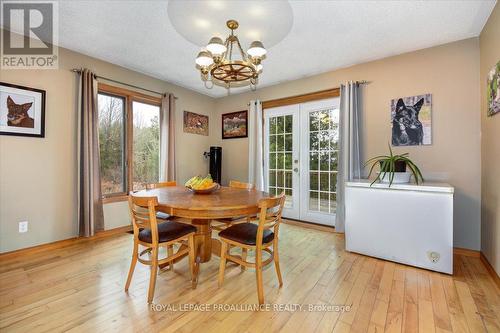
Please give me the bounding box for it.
[186,183,220,194]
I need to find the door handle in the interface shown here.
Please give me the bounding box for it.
[293,168,299,172]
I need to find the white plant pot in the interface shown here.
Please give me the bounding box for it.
[377,172,412,184]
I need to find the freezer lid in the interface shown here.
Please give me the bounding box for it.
[346,179,454,194]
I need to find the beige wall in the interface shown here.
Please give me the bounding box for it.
[0,33,486,253]
[480,3,500,275]
[0,41,215,252]
[214,38,482,250]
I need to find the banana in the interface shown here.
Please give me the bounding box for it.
[186,174,215,190]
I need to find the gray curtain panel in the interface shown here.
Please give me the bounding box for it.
[336,82,362,232]
[160,93,176,181]
[77,69,105,237]
[248,100,264,190]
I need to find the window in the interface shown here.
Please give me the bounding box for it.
[132,101,160,191]
[97,84,162,200]
[98,93,126,196]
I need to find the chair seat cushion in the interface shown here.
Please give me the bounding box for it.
[219,223,274,246]
[156,211,171,220]
[138,222,196,244]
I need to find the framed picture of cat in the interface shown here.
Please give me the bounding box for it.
[0,82,46,138]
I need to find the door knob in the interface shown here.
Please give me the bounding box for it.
[293,168,299,172]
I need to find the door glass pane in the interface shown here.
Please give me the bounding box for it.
[132,101,160,191]
[285,115,293,133]
[284,134,292,151]
[268,114,294,209]
[284,153,292,169]
[276,134,284,151]
[269,135,277,152]
[98,93,126,195]
[308,108,339,214]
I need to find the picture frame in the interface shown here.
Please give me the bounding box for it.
[487,60,500,117]
[390,93,432,146]
[183,111,209,136]
[222,110,248,139]
[0,82,46,138]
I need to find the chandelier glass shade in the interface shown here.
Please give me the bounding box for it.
[195,20,266,89]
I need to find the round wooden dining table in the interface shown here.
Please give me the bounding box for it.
[134,185,271,265]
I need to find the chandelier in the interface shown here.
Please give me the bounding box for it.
[195,20,267,90]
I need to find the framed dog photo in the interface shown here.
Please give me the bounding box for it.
[390,93,432,146]
[222,110,248,139]
[0,82,46,138]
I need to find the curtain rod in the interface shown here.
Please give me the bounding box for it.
[247,81,371,106]
[70,68,178,99]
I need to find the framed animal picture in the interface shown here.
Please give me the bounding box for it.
[487,60,499,117]
[183,111,209,136]
[222,110,248,139]
[0,82,46,138]
[390,93,432,146]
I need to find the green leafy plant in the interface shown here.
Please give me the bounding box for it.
[365,144,424,186]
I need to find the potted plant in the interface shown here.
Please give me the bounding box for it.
[365,144,424,186]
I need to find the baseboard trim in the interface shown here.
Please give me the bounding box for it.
[0,225,132,259]
[282,218,338,233]
[480,252,500,289]
[453,247,480,258]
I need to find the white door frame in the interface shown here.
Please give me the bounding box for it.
[264,104,300,219]
[264,98,339,226]
[299,98,339,226]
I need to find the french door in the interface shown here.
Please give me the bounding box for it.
[264,98,340,226]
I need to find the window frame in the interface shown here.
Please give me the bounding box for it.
[98,83,162,203]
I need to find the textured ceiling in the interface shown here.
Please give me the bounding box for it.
[55,0,496,98]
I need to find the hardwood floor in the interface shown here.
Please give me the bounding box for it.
[0,223,499,333]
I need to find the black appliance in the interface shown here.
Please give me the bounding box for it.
[204,146,222,184]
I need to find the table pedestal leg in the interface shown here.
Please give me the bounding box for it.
[192,219,212,263]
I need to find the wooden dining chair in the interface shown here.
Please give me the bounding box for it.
[125,194,197,303]
[212,180,256,232]
[145,181,179,269]
[146,181,176,220]
[146,181,177,190]
[218,193,286,304]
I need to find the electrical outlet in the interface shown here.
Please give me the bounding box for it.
[427,251,440,263]
[19,221,28,233]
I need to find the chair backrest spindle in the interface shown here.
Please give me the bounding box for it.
[128,194,160,244]
[229,180,255,190]
[256,193,286,245]
[146,181,177,190]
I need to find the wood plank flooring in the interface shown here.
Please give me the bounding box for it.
[0,223,499,333]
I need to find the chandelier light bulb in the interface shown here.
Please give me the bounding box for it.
[256,64,263,73]
[247,41,267,58]
[195,51,214,67]
[206,37,227,55]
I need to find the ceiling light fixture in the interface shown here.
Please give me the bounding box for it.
[195,19,266,91]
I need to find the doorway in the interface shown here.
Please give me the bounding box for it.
[264,98,340,226]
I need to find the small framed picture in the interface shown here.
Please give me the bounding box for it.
[222,110,248,139]
[183,111,209,136]
[0,82,46,138]
[487,60,499,117]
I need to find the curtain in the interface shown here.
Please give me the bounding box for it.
[160,93,176,181]
[77,69,104,237]
[336,82,362,232]
[248,100,264,191]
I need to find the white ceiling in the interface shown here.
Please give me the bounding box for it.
[56,0,496,98]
